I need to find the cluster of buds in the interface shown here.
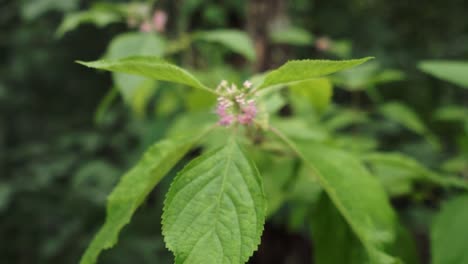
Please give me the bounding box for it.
[216,80,258,126]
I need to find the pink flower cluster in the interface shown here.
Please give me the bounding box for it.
[127,9,168,33]
[140,10,168,33]
[216,80,258,126]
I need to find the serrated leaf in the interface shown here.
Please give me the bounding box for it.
[77,56,214,94]
[431,195,468,264]
[258,57,373,89]
[419,60,468,88]
[162,139,266,264]
[281,138,399,263]
[194,30,256,61]
[79,131,209,264]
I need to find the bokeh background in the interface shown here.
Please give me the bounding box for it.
[1,0,468,263]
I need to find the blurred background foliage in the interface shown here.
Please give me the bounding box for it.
[1,0,468,263]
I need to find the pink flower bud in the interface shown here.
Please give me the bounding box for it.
[316,37,331,51]
[243,80,252,89]
[219,114,235,126]
[139,21,153,32]
[152,10,168,32]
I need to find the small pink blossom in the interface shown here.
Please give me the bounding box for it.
[215,80,258,126]
[219,114,235,126]
[139,21,153,32]
[315,36,331,51]
[152,10,168,32]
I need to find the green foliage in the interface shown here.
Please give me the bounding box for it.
[284,139,399,263]
[194,30,256,61]
[379,101,439,148]
[258,57,374,89]
[105,33,166,115]
[289,78,333,113]
[56,3,123,37]
[363,153,468,196]
[80,132,209,264]
[334,61,404,91]
[431,195,468,264]
[77,57,214,94]
[419,61,468,89]
[269,26,314,46]
[162,138,266,264]
[311,195,369,264]
[21,0,78,21]
[7,1,468,263]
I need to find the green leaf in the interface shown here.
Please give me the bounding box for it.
[434,105,468,122]
[419,60,468,88]
[311,194,369,264]
[390,224,421,264]
[194,30,256,61]
[56,4,122,37]
[379,101,439,148]
[334,61,404,91]
[380,102,426,134]
[162,139,266,264]
[106,33,166,60]
[363,153,468,192]
[79,131,209,264]
[278,136,399,263]
[258,57,373,89]
[22,0,78,21]
[269,26,314,46]
[77,56,214,94]
[271,118,329,142]
[289,78,333,113]
[323,108,370,131]
[105,33,166,115]
[250,149,296,217]
[431,195,468,264]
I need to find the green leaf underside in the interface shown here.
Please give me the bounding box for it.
[363,153,468,190]
[56,8,121,37]
[289,78,333,113]
[419,60,468,89]
[379,102,427,135]
[194,30,256,61]
[311,194,369,264]
[106,33,166,114]
[162,139,266,264]
[269,26,314,46]
[79,131,209,264]
[286,139,399,263]
[258,57,374,89]
[431,195,468,264]
[77,56,214,94]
